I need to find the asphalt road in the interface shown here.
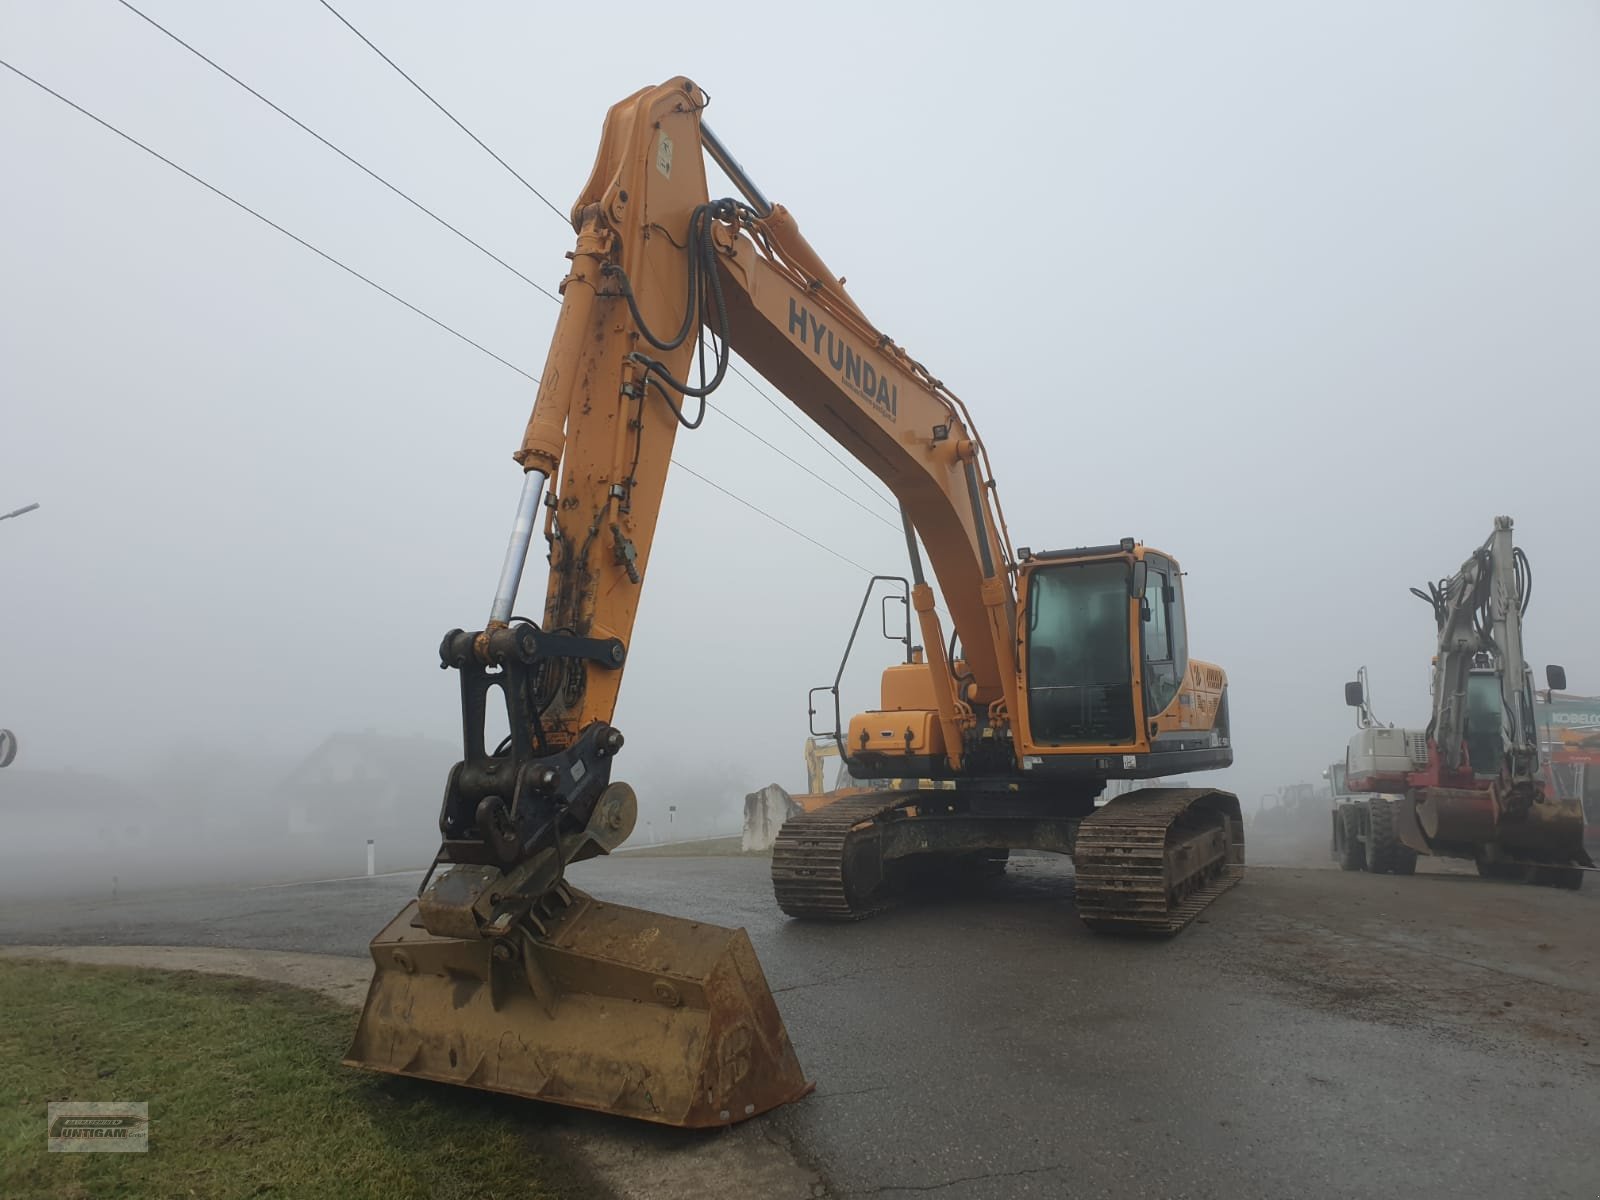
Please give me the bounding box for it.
[4,856,1597,1199]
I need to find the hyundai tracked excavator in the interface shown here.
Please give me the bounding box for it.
[346,77,1244,1128]
[1340,517,1593,886]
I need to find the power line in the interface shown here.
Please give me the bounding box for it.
[0,57,536,383]
[131,0,890,523]
[726,361,899,513]
[316,0,567,224]
[113,0,560,304]
[704,399,899,531]
[0,57,875,577]
[307,7,899,518]
[671,462,872,574]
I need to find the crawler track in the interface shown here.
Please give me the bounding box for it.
[771,786,1245,936]
[1073,788,1245,935]
[770,792,914,920]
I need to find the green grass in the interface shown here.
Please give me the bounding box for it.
[0,959,604,1200]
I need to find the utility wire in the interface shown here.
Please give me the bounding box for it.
[113,0,559,304]
[671,462,873,574]
[726,361,899,513]
[132,0,891,524]
[312,4,899,517]
[0,57,873,576]
[316,0,567,224]
[705,398,898,531]
[0,57,536,383]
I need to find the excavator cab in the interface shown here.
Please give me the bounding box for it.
[1018,543,1206,758]
[814,544,1230,785]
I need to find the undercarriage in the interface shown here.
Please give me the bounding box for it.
[772,786,1244,935]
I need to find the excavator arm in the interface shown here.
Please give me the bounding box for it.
[1412,517,1543,794]
[510,78,1016,778]
[346,78,1018,1129]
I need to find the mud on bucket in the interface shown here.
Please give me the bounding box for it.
[344,884,813,1127]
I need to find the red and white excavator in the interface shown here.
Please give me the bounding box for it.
[1337,517,1592,887]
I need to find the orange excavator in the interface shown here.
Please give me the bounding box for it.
[346,78,1244,1128]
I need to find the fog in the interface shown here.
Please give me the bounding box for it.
[3,2,1597,895]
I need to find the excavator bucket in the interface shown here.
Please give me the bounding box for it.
[1414,787,1595,872]
[345,883,813,1127]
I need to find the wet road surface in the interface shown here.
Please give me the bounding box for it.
[3,856,1597,1199]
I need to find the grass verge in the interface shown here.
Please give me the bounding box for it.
[0,958,603,1200]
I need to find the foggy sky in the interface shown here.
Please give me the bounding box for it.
[3,1,1598,821]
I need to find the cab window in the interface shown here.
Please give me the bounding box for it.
[1141,555,1181,718]
[1464,672,1504,774]
[1025,561,1135,744]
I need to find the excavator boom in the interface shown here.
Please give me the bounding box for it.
[346,81,817,1128]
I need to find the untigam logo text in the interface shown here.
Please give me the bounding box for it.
[787,298,897,421]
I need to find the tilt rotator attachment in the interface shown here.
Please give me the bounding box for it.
[345,624,812,1127]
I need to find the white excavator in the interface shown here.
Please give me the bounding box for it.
[1339,517,1592,886]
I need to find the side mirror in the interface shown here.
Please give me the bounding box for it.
[1344,681,1365,708]
[1547,664,1568,692]
[1129,559,1148,599]
[1139,598,1152,622]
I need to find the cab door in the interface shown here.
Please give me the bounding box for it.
[1139,554,1187,725]
[1021,560,1137,746]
